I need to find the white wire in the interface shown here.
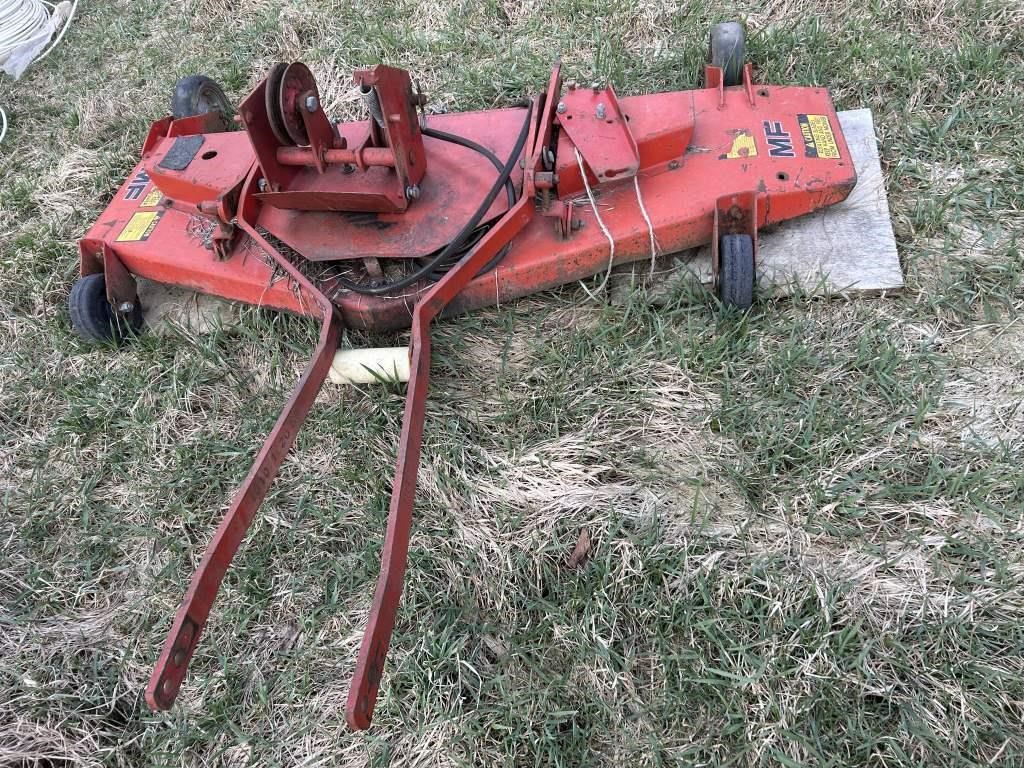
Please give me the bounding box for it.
[574,146,616,298]
[0,0,78,145]
[35,0,76,61]
[633,175,661,276]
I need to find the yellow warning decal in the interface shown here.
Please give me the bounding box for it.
[798,114,840,159]
[720,130,757,159]
[116,211,162,242]
[141,188,163,207]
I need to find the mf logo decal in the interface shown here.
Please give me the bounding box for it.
[124,170,150,201]
[762,121,795,158]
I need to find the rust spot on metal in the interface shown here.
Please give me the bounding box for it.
[343,211,393,230]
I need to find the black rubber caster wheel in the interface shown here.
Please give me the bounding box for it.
[718,234,755,309]
[171,75,233,120]
[69,273,143,343]
[709,21,746,87]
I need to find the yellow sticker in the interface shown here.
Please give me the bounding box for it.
[798,114,840,159]
[721,130,757,159]
[141,188,163,207]
[116,211,161,242]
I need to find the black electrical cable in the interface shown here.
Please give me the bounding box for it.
[335,102,533,296]
[421,125,517,211]
[418,124,517,281]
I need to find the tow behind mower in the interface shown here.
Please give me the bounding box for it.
[72,23,855,729]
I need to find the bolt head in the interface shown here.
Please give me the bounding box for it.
[405,185,420,200]
[117,301,135,314]
[595,103,606,119]
[257,178,269,192]
[304,95,319,113]
[556,101,567,114]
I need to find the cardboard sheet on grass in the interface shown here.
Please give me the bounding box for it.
[139,108,900,333]
[609,108,902,304]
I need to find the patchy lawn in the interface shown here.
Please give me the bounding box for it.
[1,1,1022,765]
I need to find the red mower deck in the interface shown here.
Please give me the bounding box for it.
[73,24,855,729]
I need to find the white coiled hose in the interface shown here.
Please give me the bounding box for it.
[0,0,78,144]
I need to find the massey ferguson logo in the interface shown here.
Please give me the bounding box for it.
[124,170,150,200]
[762,120,795,157]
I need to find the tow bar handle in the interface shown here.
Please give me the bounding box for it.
[146,311,342,709]
[145,197,345,710]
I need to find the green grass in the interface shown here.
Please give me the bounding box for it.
[2,0,1023,765]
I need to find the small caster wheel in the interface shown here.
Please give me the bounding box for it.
[171,75,233,120]
[718,234,755,309]
[69,273,143,343]
[708,21,746,88]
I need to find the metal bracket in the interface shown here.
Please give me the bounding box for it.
[556,82,639,182]
[101,244,139,314]
[345,75,556,729]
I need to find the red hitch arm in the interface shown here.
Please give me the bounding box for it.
[148,65,558,722]
[347,71,559,728]
[345,193,536,728]
[146,201,343,710]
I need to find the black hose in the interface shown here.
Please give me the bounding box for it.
[421,125,517,212]
[418,125,518,280]
[335,103,533,296]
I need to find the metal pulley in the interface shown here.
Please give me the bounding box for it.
[265,61,321,146]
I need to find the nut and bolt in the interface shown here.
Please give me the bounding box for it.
[257,178,269,192]
[405,184,421,200]
[668,159,680,170]
[543,147,555,169]
[595,103,606,120]
[304,95,319,113]
[117,301,135,314]
[556,101,567,114]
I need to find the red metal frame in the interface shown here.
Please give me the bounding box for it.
[79,58,856,728]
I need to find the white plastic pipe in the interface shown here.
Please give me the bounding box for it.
[328,347,410,385]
